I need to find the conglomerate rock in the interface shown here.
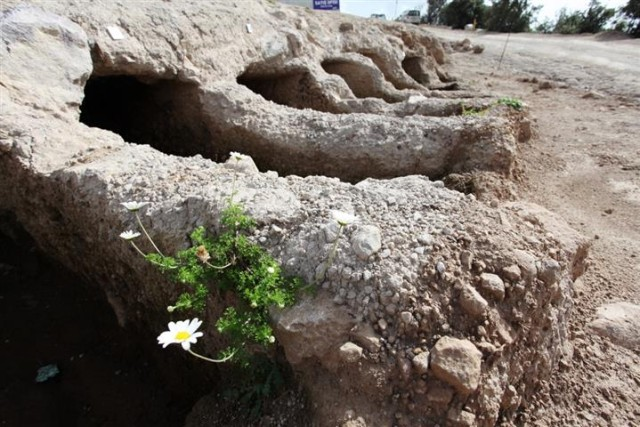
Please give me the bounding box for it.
[0,2,587,426]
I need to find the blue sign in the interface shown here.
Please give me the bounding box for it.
[313,0,339,11]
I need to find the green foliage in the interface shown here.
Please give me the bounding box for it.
[440,0,487,29]
[496,97,523,110]
[485,0,540,33]
[460,97,523,116]
[153,202,302,361]
[460,103,487,116]
[553,1,615,34]
[535,19,555,33]
[553,8,585,34]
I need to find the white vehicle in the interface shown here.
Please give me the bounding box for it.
[397,10,420,25]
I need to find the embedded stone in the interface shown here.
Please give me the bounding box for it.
[479,273,506,301]
[459,285,488,316]
[538,259,561,285]
[513,249,537,279]
[430,337,482,395]
[502,264,522,282]
[412,351,430,374]
[339,342,363,363]
[351,225,382,260]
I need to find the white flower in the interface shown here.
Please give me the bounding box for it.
[266,266,275,274]
[331,210,358,227]
[121,201,150,212]
[119,230,141,240]
[157,318,204,351]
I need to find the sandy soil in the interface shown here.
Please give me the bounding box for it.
[430,27,640,426]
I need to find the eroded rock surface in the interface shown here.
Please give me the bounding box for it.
[0,2,587,427]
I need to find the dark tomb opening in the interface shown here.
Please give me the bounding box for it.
[80,75,218,159]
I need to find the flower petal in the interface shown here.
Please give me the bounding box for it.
[181,341,191,350]
[188,318,202,334]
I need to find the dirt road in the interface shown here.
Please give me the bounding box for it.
[428,27,640,105]
[429,27,640,426]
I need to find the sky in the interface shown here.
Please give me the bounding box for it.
[338,0,628,23]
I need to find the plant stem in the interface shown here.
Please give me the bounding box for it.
[130,241,148,258]
[130,241,174,269]
[135,212,164,256]
[188,348,235,363]
[205,260,232,270]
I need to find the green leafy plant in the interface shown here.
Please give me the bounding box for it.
[120,199,303,364]
[460,103,488,116]
[495,97,524,111]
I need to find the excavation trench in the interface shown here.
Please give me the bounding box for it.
[79,71,519,184]
[236,69,341,113]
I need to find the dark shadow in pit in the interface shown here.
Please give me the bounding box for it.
[0,216,209,427]
[237,69,340,113]
[80,75,219,160]
[321,59,402,103]
[402,56,431,85]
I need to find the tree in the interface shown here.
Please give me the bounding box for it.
[440,0,487,29]
[621,0,640,36]
[484,0,540,33]
[553,1,614,34]
[426,0,447,24]
[554,8,585,34]
[579,0,615,33]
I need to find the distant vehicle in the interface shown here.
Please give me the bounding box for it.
[370,13,386,20]
[397,10,420,25]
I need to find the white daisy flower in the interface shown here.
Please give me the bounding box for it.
[119,230,141,240]
[331,210,358,227]
[121,201,150,212]
[157,318,204,351]
[266,266,275,274]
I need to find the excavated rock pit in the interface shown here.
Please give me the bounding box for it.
[0,2,585,426]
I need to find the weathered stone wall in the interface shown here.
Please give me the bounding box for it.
[0,2,585,426]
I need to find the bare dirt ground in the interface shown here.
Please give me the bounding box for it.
[430,27,640,426]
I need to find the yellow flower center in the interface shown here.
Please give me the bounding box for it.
[175,331,191,341]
